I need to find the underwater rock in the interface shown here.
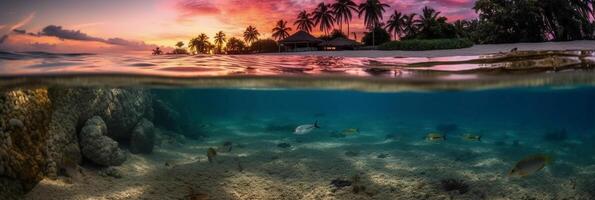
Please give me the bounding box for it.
[45,88,152,178]
[8,118,24,129]
[440,178,469,194]
[277,143,291,148]
[330,179,352,188]
[152,99,181,132]
[0,88,152,197]
[130,119,156,154]
[98,167,122,179]
[79,116,127,166]
[0,89,52,197]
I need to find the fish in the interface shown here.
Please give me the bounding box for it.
[508,154,553,177]
[218,141,232,152]
[207,148,217,163]
[293,121,320,135]
[425,133,446,141]
[462,134,481,141]
[341,128,359,136]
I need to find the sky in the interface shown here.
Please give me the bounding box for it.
[0,0,477,53]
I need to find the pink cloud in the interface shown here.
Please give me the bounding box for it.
[176,0,221,18]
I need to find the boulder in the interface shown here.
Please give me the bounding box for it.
[0,89,52,197]
[79,116,127,166]
[46,88,152,176]
[152,99,181,132]
[130,119,155,154]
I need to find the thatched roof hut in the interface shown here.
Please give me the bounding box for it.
[279,31,322,51]
[280,31,323,44]
[320,37,361,50]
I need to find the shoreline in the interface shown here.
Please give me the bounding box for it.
[262,40,595,58]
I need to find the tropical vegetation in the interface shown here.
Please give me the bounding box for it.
[272,20,292,41]
[243,26,260,45]
[225,37,247,54]
[312,3,336,36]
[169,0,595,55]
[379,38,473,51]
[250,39,279,53]
[294,10,314,33]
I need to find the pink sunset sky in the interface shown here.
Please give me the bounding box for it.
[0,0,477,53]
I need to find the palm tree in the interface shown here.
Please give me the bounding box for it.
[214,31,226,54]
[419,6,440,33]
[189,33,211,54]
[272,20,292,41]
[175,41,184,48]
[332,0,358,36]
[385,10,404,40]
[294,10,315,33]
[312,3,335,36]
[402,13,418,38]
[358,0,390,46]
[243,26,260,45]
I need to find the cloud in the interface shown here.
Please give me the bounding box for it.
[10,12,35,31]
[12,29,26,34]
[0,25,159,53]
[41,25,104,42]
[37,25,156,50]
[0,35,7,44]
[176,0,221,19]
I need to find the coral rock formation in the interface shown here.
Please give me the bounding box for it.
[0,87,154,198]
[0,89,52,198]
[79,116,127,166]
[130,118,156,154]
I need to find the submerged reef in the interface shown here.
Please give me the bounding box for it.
[0,87,155,198]
[79,116,127,166]
[0,89,51,198]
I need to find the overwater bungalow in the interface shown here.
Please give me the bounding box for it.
[279,31,322,52]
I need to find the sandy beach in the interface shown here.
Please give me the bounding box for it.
[266,40,595,58]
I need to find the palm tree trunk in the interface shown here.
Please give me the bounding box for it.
[347,23,350,39]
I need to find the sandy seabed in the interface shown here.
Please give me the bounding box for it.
[24,119,595,200]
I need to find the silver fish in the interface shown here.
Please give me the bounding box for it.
[293,121,320,135]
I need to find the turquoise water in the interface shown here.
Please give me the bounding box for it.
[146,87,595,198]
[2,51,595,199]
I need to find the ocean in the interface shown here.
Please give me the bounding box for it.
[1,51,594,199]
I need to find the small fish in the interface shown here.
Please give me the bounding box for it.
[219,141,232,152]
[341,128,359,136]
[462,134,481,142]
[207,148,217,163]
[294,121,320,135]
[508,154,552,177]
[425,133,446,141]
